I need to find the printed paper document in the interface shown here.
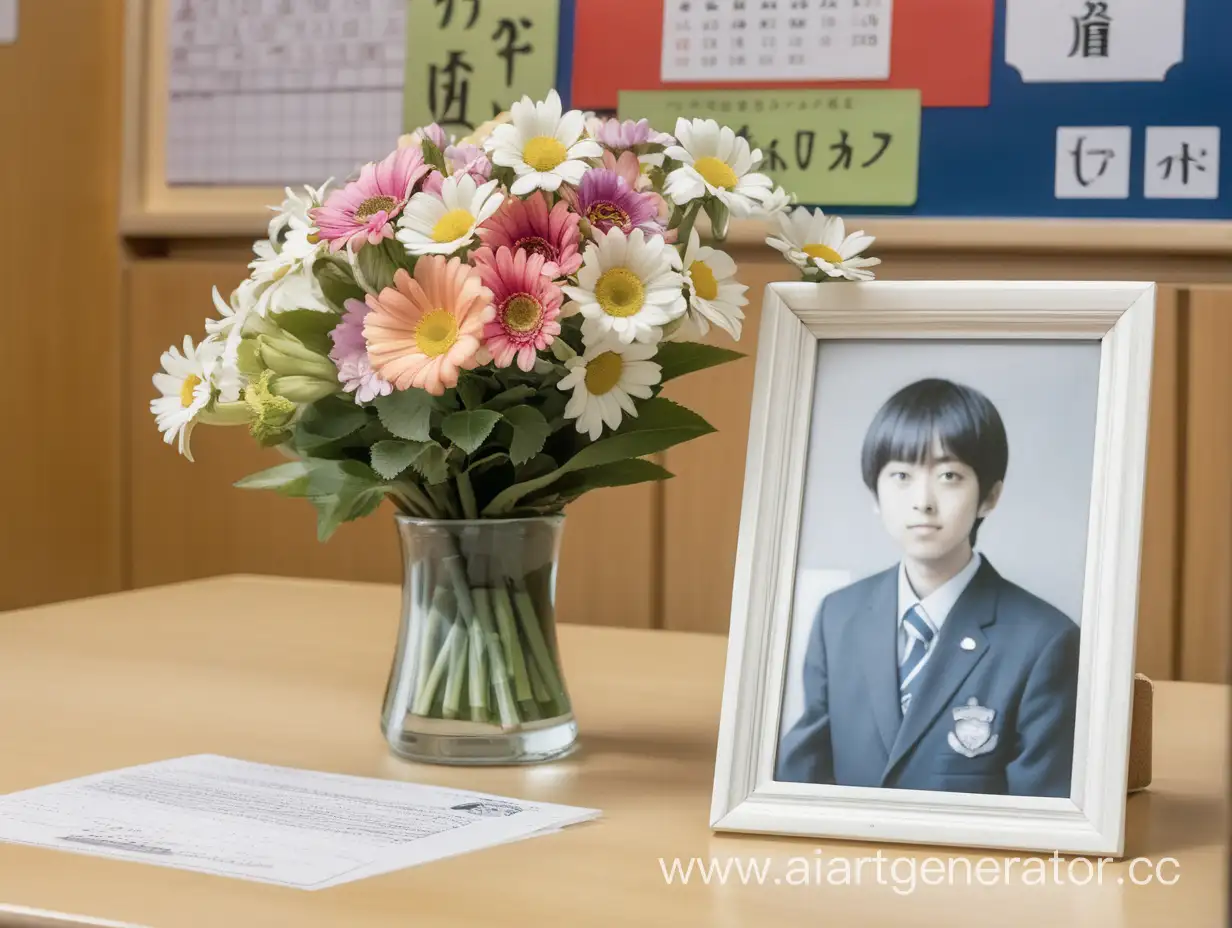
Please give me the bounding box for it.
[0,755,600,890]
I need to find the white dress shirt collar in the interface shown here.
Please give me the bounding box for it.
[897,551,983,635]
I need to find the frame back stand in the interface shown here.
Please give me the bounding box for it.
[1128,673,1153,793]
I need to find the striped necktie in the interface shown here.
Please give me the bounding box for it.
[899,605,936,715]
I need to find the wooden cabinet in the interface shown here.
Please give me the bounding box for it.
[0,0,124,611]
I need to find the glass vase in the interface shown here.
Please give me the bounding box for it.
[380,514,578,764]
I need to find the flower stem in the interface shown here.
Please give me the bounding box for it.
[442,623,468,719]
[471,588,520,728]
[510,586,565,701]
[413,586,450,709]
[456,471,479,520]
[674,200,704,253]
[400,481,442,519]
[467,618,488,722]
[492,586,533,703]
[412,619,459,716]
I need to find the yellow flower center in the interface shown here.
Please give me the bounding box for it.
[692,156,739,189]
[415,308,459,358]
[503,295,543,333]
[689,260,719,301]
[354,195,398,221]
[523,136,568,172]
[180,374,202,408]
[584,351,625,396]
[803,243,844,264]
[594,267,645,318]
[432,208,476,243]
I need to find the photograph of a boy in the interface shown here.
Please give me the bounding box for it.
[776,378,1080,797]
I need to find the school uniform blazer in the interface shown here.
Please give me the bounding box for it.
[775,558,1080,797]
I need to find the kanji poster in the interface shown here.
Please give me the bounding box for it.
[404,0,560,137]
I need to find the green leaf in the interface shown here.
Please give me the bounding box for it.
[370,440,420,480]
[457,374,486,411]
[421,138,448,173]
[481,397,714,515]
[408,441,450,484]
[272,309,342,356]
[522,459,674,507]
[482,384,536,411]
[514,453,557,483]
[442,409,502,455]
[357,239,398,293]
[653,342,745,383]
[370,439,450,483]
[309,484,387,541]
[293,397,369,452]
[501,406,550,466]
[234,461,311,493]
[467,451,510,475]
[314,256,365,310]
[375,389,435,441]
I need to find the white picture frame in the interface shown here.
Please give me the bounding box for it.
[710,280,1155,857]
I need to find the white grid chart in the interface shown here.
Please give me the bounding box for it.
[166,0,406,186]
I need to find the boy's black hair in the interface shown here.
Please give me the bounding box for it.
[860,378,1008,546]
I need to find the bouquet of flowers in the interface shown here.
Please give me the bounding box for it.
[151,91,879,734]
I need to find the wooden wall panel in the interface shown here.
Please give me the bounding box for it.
[1134,287,1182,681]
[0,0,124,610]
[660,260,796,633]
[1179,287,1232,683]
[125,257,655,627]
[661,254,1187,684]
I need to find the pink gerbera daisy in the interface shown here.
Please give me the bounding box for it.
[310,147,430,253]
[363,256,494,396]
[476,192,582,279]
[569,168,664,237]
[474,247,563,372]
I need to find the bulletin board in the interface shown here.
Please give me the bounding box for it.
[122,0,1232,252]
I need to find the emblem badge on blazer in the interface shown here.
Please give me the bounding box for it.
[947,697,998,758]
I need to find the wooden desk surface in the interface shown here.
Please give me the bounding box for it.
[0,577,1227,927]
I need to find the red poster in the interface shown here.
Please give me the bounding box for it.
[571,0,994,110]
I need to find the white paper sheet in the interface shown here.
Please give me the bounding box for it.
[165,0,406,186]
[0,0,17,44]
[0,755,600,890]
[1005,0,1186,83]
[661,0,892,83]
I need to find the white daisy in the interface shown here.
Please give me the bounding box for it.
[267,180,330,245]
[396,175,504,256]
[558,339,662,441]
[562,227,687,346]
[753,184,795,219]
[678,230,747,341]
[249,222,322,286]
[204,280,260,402]
[252,261,334,316]
[485,90,602,196]
[766,207,881,281]
[151,335,221,461]
[663,118,774,218]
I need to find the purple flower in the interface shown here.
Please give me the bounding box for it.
[445,141,492,183]
[590,117,674,151]
[330,299,393,404]
[573,169,664,236]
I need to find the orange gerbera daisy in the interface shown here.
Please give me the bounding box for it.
[363,256,494,396]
